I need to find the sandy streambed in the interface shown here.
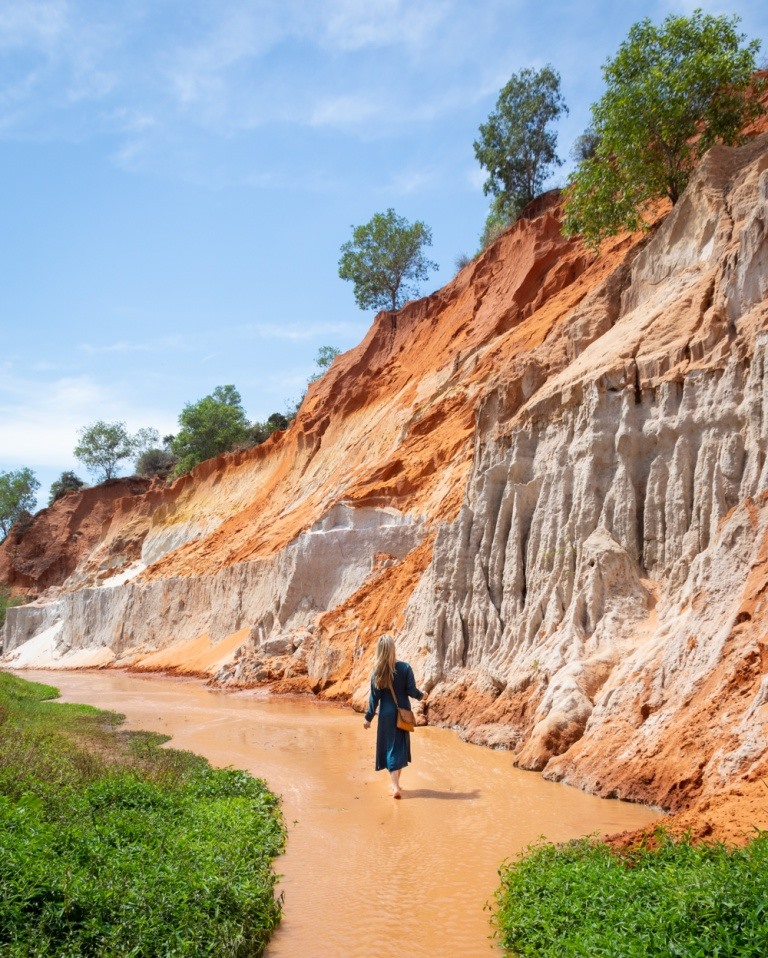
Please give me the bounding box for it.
[18,669,660,957]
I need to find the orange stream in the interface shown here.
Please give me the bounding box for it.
[20,669,660,957]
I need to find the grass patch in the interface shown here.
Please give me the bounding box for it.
[0,671,285,957]
[493,830,768,957]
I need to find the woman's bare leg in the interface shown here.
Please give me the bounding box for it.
[389,768,402,798]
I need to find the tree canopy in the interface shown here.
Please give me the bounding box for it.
[171,385,250,475]
[0,468,40,540]
[474,65,567,231]
[564,10,763,248]
[74,421,137,481]
[338,209,437,312]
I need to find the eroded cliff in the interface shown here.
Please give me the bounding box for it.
[3,125,768,841]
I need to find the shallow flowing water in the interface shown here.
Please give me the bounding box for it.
[20,669,660,957]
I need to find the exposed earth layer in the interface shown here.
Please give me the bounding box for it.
[4,100,768,845]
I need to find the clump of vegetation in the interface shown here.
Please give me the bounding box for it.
[564,11,764,248]
[135,446,179,478]
[338,208,437,311]
[494,830,768,957]
[0,468,40,541]
[474,65,567,247]
[0,672,285,957]
[170,384,251,476]
[48,470,86,504]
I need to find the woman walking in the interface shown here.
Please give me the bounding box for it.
[363,634,427,798]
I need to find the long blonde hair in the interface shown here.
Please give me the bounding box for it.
[373,634,396,689]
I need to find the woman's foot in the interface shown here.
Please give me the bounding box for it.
[392,786,402,799]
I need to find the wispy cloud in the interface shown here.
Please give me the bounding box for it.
[236,321,362,342]
[78,335,185,356]
[0,0,547,175]
[383,167,439,196]
[321,0,451,53]
[0,1,68,52]
[0,369,175,470]
[310,93,384,130]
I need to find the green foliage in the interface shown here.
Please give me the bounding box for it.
[247,412,291,446]
[0,671,285,957]
[479,196,516,251]
[131,426,161,462]
[564,10,764,248]
[571,126,600,163]
[0,468,40,540]
[454,252,473,272]
[338,208,437,311]
[474,65,567,225]
[171,385,250,475]
[74,421,137,481]
[135,448,178,478]
[494,830,768,957]
[308,345,341,384]
[48,471,86,505]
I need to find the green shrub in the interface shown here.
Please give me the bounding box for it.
[0,671,285,957]
[494,830,768,957]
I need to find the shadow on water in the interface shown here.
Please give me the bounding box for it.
[404,788,481,801]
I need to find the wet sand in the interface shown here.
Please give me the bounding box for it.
[19,669,660,957]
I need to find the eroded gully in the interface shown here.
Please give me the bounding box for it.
[19,669,660,957]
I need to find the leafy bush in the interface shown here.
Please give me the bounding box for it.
[564,11,763,248]
[172,385,250,476]
[135,447,178,478]
[48,470,86,504]
[0,672,285,957]
[494,830,768,957]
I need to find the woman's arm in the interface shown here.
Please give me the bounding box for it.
[364,679,381,724]
[405,663,425,701]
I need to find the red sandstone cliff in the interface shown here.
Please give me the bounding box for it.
[3,98,768,843]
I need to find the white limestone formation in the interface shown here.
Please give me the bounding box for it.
[3,505,424,670]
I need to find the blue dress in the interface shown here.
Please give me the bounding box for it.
[365,660,424,772]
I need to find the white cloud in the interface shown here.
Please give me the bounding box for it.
[237,321,362,342]
[0,1,68,52]
[310,93,384,129]
[0,371,175,471]
[78,335,184,355]
[384,167,437,196]
[322,0,451,52]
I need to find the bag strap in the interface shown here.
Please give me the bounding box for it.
[386,669,399,709]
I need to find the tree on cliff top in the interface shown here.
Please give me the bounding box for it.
[0,468,40,540]
[171,385,249,476]
[338,209,437,312]
[474,65,568,239]
[74,421,137,481]
[564,10,764,248]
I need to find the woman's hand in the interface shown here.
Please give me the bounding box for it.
[363,720,371,729]
[421,692,429,704]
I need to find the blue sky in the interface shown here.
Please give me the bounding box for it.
[1,0,766,506]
